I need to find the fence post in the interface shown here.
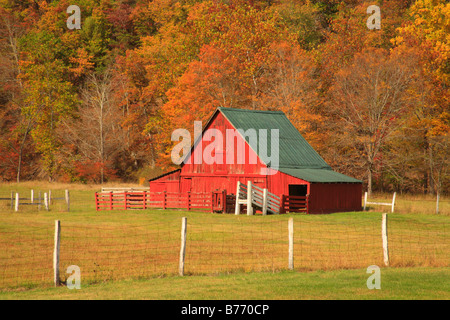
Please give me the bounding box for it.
[109,192,113,210]
[53,220,61,286]
[247,181,253,216]
[44,193,49,211]
[65,190,70,212]
[306,194,310,215]
[280,194,286,214]
[143,191,147,210]
[382,213,389,267]
[222,189,227,213]
[14,193,19,212]
[187,192,191,211]
[262,188,268,215]
[363,192,368,211]
[163,191,167,210]
[235,181,241,215]
[179,217,187,276]
[31,189,34,204]
[288,218,294,270]
[391,192,396,213]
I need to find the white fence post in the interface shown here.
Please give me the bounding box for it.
[247,181,253,216]
[179,217,187,276]
[363,192,367,211]
[14,193,19,212]
[31,190,34,204]
[436,193,440,214]
[365,192,396,212]
[262,188,268,216]
[65,190,70,212]
[288,218,294,270]
[382,213,389,267]
[44,193,49,211]
[53,220,61,286]
[391,192,396,213]
[235,181,241,215]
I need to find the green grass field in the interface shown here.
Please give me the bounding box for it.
[0,182,448,300]
[1,267,448,300]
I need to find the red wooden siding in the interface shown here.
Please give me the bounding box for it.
[182,112,267,177]
[149,170,180,193]
[267,170,309,196]
[308,183,362,213]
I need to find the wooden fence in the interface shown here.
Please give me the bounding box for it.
[3,190,70,212]
[234,181,282,215]
[281,195,309,213]
[95,187,309,214]
[95,191,224,212]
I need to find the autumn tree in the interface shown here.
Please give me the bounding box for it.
[328,48,417,195]
[388,0,449,195]
[58,70,125,183]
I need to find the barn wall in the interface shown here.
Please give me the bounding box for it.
[268,171,309,196]
[182,112,267,176]
[308,183,362,213]
[149,170,180,193]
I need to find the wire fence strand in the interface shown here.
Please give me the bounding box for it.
[0,214,448,289]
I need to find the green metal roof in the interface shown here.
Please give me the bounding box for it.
[218,107,361,184]
[219,107,331,170]
[278,168,362,183]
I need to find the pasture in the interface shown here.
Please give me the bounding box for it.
[0,182,448,299]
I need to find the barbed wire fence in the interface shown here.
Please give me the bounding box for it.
[0,213,448,290]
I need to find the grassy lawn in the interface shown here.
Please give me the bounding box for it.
[0,267,448,300]
[0,182,448,299]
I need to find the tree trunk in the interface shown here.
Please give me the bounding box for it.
[367,168,373,197]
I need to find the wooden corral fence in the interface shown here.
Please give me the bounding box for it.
[364,192,396,213]
[95,190,226,212]
[95,184,309,214]
[234,181,282,215]
[280,194,309,213]
[101,187,149,193]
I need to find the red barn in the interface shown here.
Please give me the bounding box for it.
[150,107,362,214]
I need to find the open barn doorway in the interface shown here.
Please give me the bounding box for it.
[288,184,308,212]
[289,184,307,197]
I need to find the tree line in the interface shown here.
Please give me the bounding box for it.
[0,0,448,196]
